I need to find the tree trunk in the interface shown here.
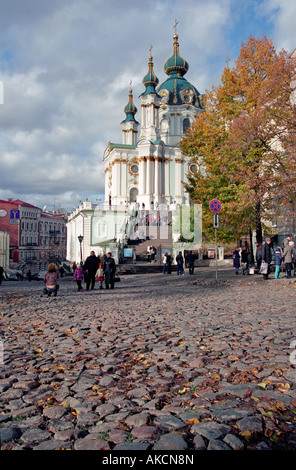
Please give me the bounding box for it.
[255,201,263,244]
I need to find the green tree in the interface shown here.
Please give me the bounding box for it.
[181,36,296,243]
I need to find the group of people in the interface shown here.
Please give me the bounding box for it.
[41,251,116,297]
[73,251,116,292]
[162,251,195,275]
[233,235,296,280]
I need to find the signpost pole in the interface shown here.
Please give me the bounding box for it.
[210,200,221,281]
[215,226,218,281]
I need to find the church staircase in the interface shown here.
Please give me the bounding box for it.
[118,210,173,273]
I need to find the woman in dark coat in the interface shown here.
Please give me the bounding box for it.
[103,252,116,289]
[233,248,240,275]
[262,237,272,280]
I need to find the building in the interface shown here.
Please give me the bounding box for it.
[67,31,203,264]
[103,33,203,208]
[0,199,67,272]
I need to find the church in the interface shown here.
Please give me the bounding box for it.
[67,29,203,264]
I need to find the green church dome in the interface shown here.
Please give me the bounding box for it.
[122,86,139,123]
[157,34,203,108]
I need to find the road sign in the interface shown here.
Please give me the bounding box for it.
[209,199,222,213]
[213,213,219,229]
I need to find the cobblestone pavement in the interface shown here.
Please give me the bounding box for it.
[1,266,296,451]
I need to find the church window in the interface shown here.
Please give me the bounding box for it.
[161,118,169,133]
[183,118,191,133]
[189,163,198,174]
[130,164,139,175]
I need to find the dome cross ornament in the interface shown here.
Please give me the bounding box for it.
[174,19,179,35]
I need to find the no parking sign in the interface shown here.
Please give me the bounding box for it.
[209,199,222,213]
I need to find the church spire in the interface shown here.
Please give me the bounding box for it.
[141,46,159,95]
[121,82,139,145]
[164,26,189,77]
[122,81,138,123]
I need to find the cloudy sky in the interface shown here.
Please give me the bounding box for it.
[0,0,295,212]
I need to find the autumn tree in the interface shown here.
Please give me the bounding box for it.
[180,36,296,244]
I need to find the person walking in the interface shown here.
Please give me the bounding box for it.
[165,252,172,274]
[255,242,262,274]
[262,237,272,280]
[0,266,3,285]
[283,241,293,279]
[186,251,194,275]
[162,253,167,274]
[176,251,184,275]
[241,247,249,275]
[74,264,84,292]
[43,263,59,297]
[274,246,282,279]
[103,252,116,289]
[233,248,240,275]
[83,251,100,290]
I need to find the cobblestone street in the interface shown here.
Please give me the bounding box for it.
[1,267,296,451]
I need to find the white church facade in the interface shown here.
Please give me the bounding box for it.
[67,31,203,264]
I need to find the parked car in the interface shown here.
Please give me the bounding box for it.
[3,269,22,280]
[31,270,47,281]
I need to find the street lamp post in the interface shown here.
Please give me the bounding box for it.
[78,235,83,266]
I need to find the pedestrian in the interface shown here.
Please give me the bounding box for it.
[150,246,156,263]
[255,242,262,273]
[162,253,167,274]
[0,266,3,285]
[165,252,172,274]
[72,261,77,273]
[27,269,32,281]
[96,263,104,289]
[59,266,65,277]
[241,247,249,275]
[83,250,100,290]
[274,246,282,279]
[147,246,151,263]
[283,241,293,279]
[74,264,85,292]
[176,251,184,275]
[186,251,194,275]
[103,252,116,289]
[233,248,240,275]
[291,242,296,276]
[262,237,272,280]
[43,263,59,297]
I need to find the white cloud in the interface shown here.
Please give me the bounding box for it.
[0,0,293,211]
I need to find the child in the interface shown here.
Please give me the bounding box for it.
[74,264,84,292]
[43,263,59,296]
[274,246,282,279]
[96,263,104,289]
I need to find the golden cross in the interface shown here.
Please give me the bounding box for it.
[174,19,179,35]
[149,44,153,56]
[226,57,231,68]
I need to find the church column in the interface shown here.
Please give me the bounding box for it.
[121,160,127,202]
[104,166,110,205]
[115,159,121,201]
[139,157,146,197]
[174,158,183,204]
[154,157,161,202]
[164,157,170,202]
[146,156,154,202]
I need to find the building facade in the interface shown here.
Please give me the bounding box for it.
[0,199,67,272]
[67,32,204,263]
